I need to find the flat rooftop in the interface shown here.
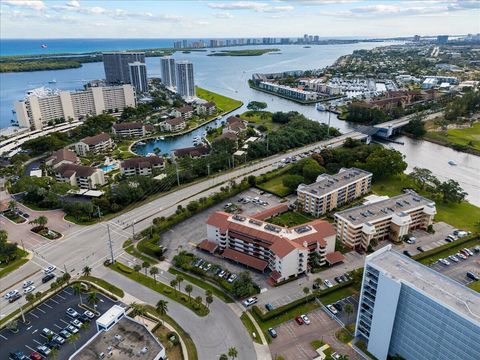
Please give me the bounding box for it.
[335,191,435,226]
[368,247,480,325]
[298,168,372,198]
[71,317,163,360]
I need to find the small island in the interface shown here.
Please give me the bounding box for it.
[207,48,281,57]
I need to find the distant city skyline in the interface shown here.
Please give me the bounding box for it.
[1,0,479,39]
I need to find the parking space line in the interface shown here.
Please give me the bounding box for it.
[49,298,59,304]
[42,302,53,309]
[63,289,72,296]
[56,294,66,300]
[60,319,70,326]
[28,312,39,318]
[36,307,46,314]
[54,324,62,329]
[25,345,36,353]
[33,339,42,345]
[0,334,8,340]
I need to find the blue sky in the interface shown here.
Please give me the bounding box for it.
[1,0,479,38]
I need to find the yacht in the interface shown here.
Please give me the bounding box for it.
[448,160,457,166]
[316,103,326,111]
[48,79,57,84]
[160,136,165,140]
[137,141,147,146]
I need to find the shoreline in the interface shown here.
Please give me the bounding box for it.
[413,133,480,157]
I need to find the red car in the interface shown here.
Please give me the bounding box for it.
[30,352,42,360]
[295,316,304,325]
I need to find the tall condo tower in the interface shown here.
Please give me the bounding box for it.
[160,56,176,88]
[128,62,148,93]
[103,52,145,84]
[175,60,195,98]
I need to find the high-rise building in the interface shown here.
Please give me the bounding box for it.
[160,56,176,88]
[128,62,148,93]
[102,52,145,84]
[313,35,319,43]
[437,35,449,44]
[413,34,421,42]
[182,39,188,48]
[15,85,136,130]
[356,245,480,360]
[175,61,195,98]
[173,41,182,49]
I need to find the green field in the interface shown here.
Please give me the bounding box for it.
[80,276,125,298]
[196,87,242,113]
[269,211,315,227]
[372,174,480,232]
[468,281,480,293]
[257,174,292,197]
[240,313,263,344]
[424,122,480,153]
[240,110,277,131]
[207,48,280,56]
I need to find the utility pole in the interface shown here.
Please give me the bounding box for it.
[19,303,26,323]
[232,155,235,168]
[107,224,114,264]
[266,134,269,154]
[63,263,68,274]
[97,205,101,219]
[132,220,135,239]
[175,162,180,186]
[207,163,210,176]
[327,108,331,138]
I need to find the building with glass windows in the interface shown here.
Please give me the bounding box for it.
[356,245,480,360]
[175,60,195,98]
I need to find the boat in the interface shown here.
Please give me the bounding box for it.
[160,136,165,140]
[48,79,57,84]
[41,44,48,48]
[137,141,147,146]
[316,103,326,111]
[146,152,157,157]
[448,160,457,166]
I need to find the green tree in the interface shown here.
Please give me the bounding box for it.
[87,292,99,308]
[303,287,310,303]
[206,295,213,309]
[185,284,193,301]
[219,355,228,360]
[361,148,407,180]
[67,332,80,351]
[82,266,92,277]
[142,261,151,276]
[8,200,16,213]
[344,303,354,324]
[282,174,304,191]
[404,118,426,137]
[228,346,238,360]
[36,215,48,229]
[72,283,83,305]
[170,279,177,295]
[438,179,467,203]
[150,267,159,283]
[130,302,147,324]
[25,292,36,310]
[176,275,184,293]
[156,299,168,325]
[247,101,267,111]
[133,264,142,273]
[408,167,439,190]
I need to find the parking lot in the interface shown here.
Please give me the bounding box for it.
[269,305,360,360]
[1,286,117,360]
[325,295,359,326]
[430,246,480,286]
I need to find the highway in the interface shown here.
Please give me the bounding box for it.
[0,130,366,359]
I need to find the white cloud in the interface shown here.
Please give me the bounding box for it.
[207,1,293,12]
[2,0,46,10]
[214,11,234,18]
[66,0,80,8]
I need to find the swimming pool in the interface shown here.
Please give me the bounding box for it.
[101,164,118,173]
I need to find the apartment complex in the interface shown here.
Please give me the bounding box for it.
[45,148,79,169]
[161,117,186,132]
[297,168,372,217]
[14,85,136,130]
[197,102,216,116]
[160,56,176,88]
[102,52,145,84]
[54,163,105,189]
[120,156,165,177]
[174,105,194,119]
[257,81,318,102]
[74,133,113,156]
[112,122,153,138]
[175,61,195,98]
[206,211,342,283]
[334,191,436,251]
[356,245,480,360]
[128,61,148,93]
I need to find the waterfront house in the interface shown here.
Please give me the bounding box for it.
[74,133,113,156]
[161,117,186,132]
[196,102,216,116]
[45,148,79,169]
[112,122,154,138]
[54,163,106,189]
[174,105,194,119]
[120,156,165,177]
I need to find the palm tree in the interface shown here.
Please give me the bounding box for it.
[67,333,80,351]
[25,292,35,310]
[49,347,59,359]
[303,287,310,303]
[344,303,354,324]
[156,300,168,325]
[219,355,228,360]
[228,347,238,360]
[176,275,184,293]
[170,279,177,295]
[314,278,322,288]
[206,295,213,309]
[8,200,16,213]
[130,302,147,324]
[133,264,142,273]
[185,284,193,301]
[150,267,159,283]
[87,291,99,308]
[36,215,48,230]
[82,266,92,277]
[72,283,83,305]
[195,296,202,306]
[205,289,212,298]
[142,261,151,276]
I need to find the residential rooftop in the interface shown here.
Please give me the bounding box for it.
[298,167,372,198]
[367,246,480,326]
[71,317,163,360]
[335,191,435,226]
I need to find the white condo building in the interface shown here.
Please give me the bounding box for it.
[160,56,176,88]
[175,60,195,98]
[356,245,480,360]
[14,85,136,130]
[128,62,148,93]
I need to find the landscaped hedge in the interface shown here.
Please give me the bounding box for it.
[115,262,134,274]
[252,280,353,322]
[412,234,478,262]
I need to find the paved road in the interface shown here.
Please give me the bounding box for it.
[1,131,365,359]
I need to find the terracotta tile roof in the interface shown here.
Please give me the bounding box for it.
[227,116,243,125]
[252,204,289,221]
[269,239,301,258]
[197,240,218,253]
[222,248,268,271]
[269,270,282,281]
[325,251,345,265]
[166,117,185,126]
[112,122,143,131]
[81,132,111,146]
[46,148,78,166]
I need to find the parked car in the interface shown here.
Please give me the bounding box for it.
[456,252,467,260]
[324,279,333,288]
[59,330,72,339]
[467,272,479,281]
[4,290,19,299]
[312,282,321,290]
[464,248,474,256]
[340,275,348,282]
[9,351,28,360]
[84,310,95,319]
[334,303,342,311]
[41,274,55,283]
[23,280,34,289]
[334,276,343,283]
[439,258,451,266]
[301,314,311,325]
[445,237,454,243]
[35,346,50,357]
[41,328,54,338]
[295,316,304,325]
[265,303,274,311]
[243,297,258,307]
[268,328,277,338]
[406,237,416,244]
[70,319,83,328]
[218,270,226,278]
[66,308,79,318]
[23,286,35,294]
[403,250,413,257]
[416,246,425,253]
[448,255,459,263]
[66,325,79,334]
[327,304,338,315]
[474,245,480,253]
[43,265,56,274]
[227,274,237,283]
[29,352,42,360]
[52,335,65,345]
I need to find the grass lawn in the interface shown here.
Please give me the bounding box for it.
[415,238,480,265]
[168,268,234,303]
[196,86,242,113]
[80,276,125,298]
[372,174,480,232]
[123,240,158,265]
[269,211,315,227]
[240,110,278,131]
[0,256,29,278]
[335,328,354,344]
[154,325,183,360]
[257,174,292,197]
[240,312,263,344]
[110,262,209,316]
[468,281,480,293]
[424,122,480,152]
[311,339,325,349]
[3,212,27,224]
